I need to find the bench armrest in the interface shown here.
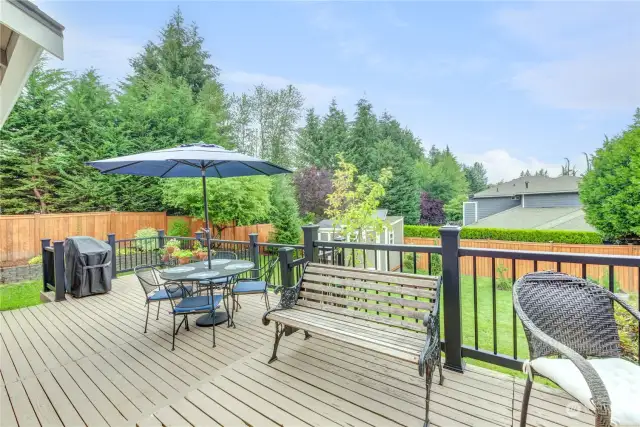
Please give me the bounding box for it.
[262,277,302,326]
[419,312,440,377]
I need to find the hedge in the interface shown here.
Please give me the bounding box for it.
[404,225,604,245]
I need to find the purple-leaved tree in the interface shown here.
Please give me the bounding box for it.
[419,192,445,225]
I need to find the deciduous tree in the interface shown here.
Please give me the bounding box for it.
[292,166,333,222]
[419,193,445,225]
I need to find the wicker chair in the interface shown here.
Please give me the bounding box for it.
[513,271,640,427]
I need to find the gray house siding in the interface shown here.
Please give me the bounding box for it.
[474,197,520,220]
[389,218,404,271]
[463,202,477,225]
[523,193,581,208]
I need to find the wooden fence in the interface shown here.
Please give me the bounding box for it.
[406,237,640,293]
[0,212,274,264]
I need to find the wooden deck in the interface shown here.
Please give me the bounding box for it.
[1,275,594,426]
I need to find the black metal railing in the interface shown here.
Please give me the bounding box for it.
[276,224,640,373]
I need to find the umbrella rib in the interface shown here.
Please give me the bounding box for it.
[238,161,270,175]
[159,162,180,178]
[211,163,223,178]
[98,161,143,174]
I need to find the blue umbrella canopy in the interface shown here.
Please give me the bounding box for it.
[86,143,291,177]
[86,142,291,269]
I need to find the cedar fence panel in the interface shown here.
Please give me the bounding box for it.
[406,237,639,293]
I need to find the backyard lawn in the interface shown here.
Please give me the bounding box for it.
[0,280,42,311]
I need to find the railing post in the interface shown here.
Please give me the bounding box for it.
[278,247,294,288]
[302,224,319,264]
[53,240,65,302]
[107,233,117,279]
[440,225,465,373]
[333,236,345,266]
[41,238,50,292]
[157,229,165,249]
[249,232,260,278]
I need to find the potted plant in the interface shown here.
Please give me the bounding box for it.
[165,238,180,254]
[175,250,193,265]
[160,248,171,263]
[192,241,208,260]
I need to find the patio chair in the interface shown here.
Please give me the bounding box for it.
[229,257,278,327]
[162,280,223,350]
[514,271,640,427]
[134,265,192,333]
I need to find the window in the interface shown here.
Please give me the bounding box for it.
[389,232,394,245]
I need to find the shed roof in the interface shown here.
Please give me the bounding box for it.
[473,176,580,198]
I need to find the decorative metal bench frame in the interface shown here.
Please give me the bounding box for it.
[263,262,443,426]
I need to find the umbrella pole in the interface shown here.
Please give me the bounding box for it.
[201,169,212,269]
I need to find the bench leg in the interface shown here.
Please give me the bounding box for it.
[424,363,433,427]
[304,330,312,340]
[268,323,285,364]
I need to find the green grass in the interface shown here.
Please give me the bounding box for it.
[0,280,42,311]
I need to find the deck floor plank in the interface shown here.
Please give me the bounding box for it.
[0,275,596,427]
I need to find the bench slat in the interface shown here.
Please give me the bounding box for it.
[298,291,425,321]
[289,307,426,347]
[306,264,439,289]
[303,274,436,299]
[295,300,427,332]
[301,282,434,311]
[266,311,421,363]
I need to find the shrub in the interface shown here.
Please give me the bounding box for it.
[28,255,42,265]
[496,264,512,291]
[405,225,603,245]
[134,228,159,251]
[165,238,181,249]
[168,219,191,237]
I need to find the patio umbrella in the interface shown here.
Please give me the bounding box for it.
[86,143,291,268]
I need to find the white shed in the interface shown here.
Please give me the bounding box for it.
[1,0,64,127]
[316,209,404,272]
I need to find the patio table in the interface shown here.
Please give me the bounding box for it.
[159,259,255,326]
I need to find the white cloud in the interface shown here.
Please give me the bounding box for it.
[511,52,640,110]
[459,149,564,183]
[221,71,350,111]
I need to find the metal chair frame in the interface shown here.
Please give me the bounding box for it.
[229,257,278,327]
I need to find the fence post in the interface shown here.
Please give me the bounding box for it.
[278,247,294,288]
[157,229,165,249]
[107,233,117,279]
[53,240,65,302]
[249,233,259,278]
[41,238,51,292]
[439,225,465,373]
[302,224,319,264]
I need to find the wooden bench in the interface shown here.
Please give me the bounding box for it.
[262,262,443,426]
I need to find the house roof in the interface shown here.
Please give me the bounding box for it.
[317,209,392,229]
[473,176,581,199]
[467,206,597,232]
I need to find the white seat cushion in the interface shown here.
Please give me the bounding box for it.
[531,357,640,426]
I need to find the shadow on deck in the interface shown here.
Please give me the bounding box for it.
[1,275,593,426]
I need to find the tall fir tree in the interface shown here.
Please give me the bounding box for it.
[345,98,378,175]
[296,108,324,168]
[463,162,488,194]
[0,62,68,213]
[129,7,218,96]
[320,99,349,169]
[54,70,121,211]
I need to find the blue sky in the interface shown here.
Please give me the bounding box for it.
[41,1,639,182]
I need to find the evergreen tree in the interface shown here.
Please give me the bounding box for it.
[320,99,349,169]
[378,111,424,160]
[269,176,301,244]
[54,70,120,211]
[129,7,218,96]
[345,98,378,174]
[417,150,469,203]
[0,62,68,213]
[373,138,421,224]
[296,108,324,168]
[463,162,488,194]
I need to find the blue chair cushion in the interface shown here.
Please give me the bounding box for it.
[174,295,222,314]
[148,285,192,301]
[233,280,267,294]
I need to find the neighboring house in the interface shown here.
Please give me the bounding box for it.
[1,0,64,127]
[316,209,404,271]
[463,176,597,231]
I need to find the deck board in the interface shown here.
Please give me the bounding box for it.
[0,274,595,427]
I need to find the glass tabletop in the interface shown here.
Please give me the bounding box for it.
[159,259,255,281]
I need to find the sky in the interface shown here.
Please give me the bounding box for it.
[38,0,640,183]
